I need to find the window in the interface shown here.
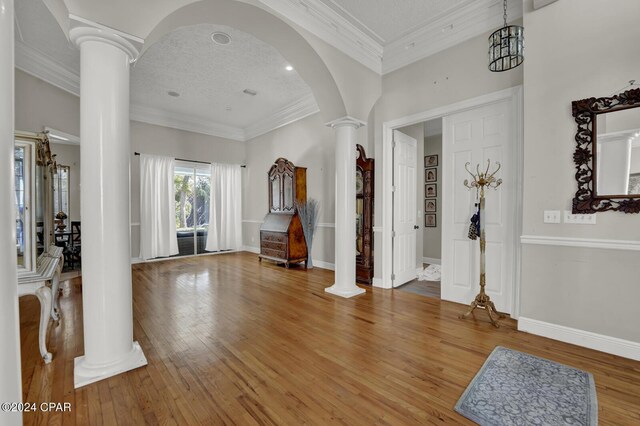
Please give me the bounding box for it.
[174,163,211,256]
[53,165,70,228]
[15,141,36,273]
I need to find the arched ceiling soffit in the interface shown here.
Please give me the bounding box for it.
[62,0,347,121]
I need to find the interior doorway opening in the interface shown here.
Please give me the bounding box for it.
[393,118,443,299]
[382,87,523,317]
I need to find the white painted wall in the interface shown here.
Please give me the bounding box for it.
[520,0,640,344]
[372,25,523,280]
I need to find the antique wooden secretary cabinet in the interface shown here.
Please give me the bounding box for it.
[259,158,308,267]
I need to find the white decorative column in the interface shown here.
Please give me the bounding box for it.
[0,1,23,424]
[325,117,367,298]
[70,22,147,388]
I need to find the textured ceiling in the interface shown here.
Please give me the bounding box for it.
[131,24,313,129]
[14,0,315,133]
[319,0,474,44]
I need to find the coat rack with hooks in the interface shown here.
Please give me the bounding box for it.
[458,159,506,327]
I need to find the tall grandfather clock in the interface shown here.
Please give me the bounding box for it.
[259,158,308,268]
[356,145,374,284]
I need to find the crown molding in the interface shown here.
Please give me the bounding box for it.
[382,0,523,75]
[15,40,80,96]
[132,93,320,142]
[244,93,319,140]
[15,41,319,142]
[130,104,246,141]
[259,0,383,74]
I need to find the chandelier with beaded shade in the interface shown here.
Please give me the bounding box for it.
[488,0,524,72]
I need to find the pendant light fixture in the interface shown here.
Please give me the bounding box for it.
[488,0,524,72]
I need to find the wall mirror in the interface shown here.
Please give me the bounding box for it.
[572,88,640,213]
[15,131,57,274]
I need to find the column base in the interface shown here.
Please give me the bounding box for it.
[74,341,147,388]
[325,284,366,298]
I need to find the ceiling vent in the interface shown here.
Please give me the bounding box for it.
[211,32,231,45]
[243,89,258,96]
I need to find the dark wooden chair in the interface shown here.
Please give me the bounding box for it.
[69,221,81,268]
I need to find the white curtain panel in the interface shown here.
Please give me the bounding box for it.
[206,163,242,252]
[139,154,179,260]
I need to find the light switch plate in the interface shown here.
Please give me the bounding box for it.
[543,210,561,223]
[564,211,597,224]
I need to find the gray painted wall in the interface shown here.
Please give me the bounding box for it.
[520,0,640,343]
[242,112,369,267]
[423,134,442,261]
[372,24,523,281]
[14,70,246,259]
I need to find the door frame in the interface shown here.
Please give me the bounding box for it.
[379,86,524,318]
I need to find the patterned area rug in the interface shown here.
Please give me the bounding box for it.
[455,346,597,425]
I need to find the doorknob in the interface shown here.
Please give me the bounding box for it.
[414,225,419,229]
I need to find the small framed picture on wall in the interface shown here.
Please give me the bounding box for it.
[425,214,437,227]
[425,155,438,167]
[425,167,437,183]
[425,199,436,213]
[425,183,437,198]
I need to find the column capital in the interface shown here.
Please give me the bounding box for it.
[325,116,367,129]
[69,15,143,63]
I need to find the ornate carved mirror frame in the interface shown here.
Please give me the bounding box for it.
[571,88,640,213]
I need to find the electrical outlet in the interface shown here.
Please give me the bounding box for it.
[543,210,561,223]
[564,211,597,224]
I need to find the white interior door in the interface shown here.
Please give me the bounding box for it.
[442,100,515,313]
[392,130,417,287]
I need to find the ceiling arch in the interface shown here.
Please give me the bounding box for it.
[141,0,347,122]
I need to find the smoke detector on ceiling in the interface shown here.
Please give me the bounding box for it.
[211,32,232,45]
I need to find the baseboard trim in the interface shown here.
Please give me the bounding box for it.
[241,247,335,271]
[312,260,335,271]
[520,235,640,251]
[518,317,640,361]
[422,257,441,265]
[372,277,383,288]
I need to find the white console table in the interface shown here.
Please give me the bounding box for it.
[18,245,64,364]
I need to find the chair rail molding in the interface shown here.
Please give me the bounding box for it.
[520,235,640,251]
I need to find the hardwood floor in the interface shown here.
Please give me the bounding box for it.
[396,279,441,299]
[19,252,640,425]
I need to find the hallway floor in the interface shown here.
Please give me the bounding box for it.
[19,252,640,425]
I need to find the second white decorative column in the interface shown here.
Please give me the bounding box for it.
[70,23,147,388]
[325,117,366,298]
[0,1,23,424]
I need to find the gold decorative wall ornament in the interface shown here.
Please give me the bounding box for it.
[459,160,506,327]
